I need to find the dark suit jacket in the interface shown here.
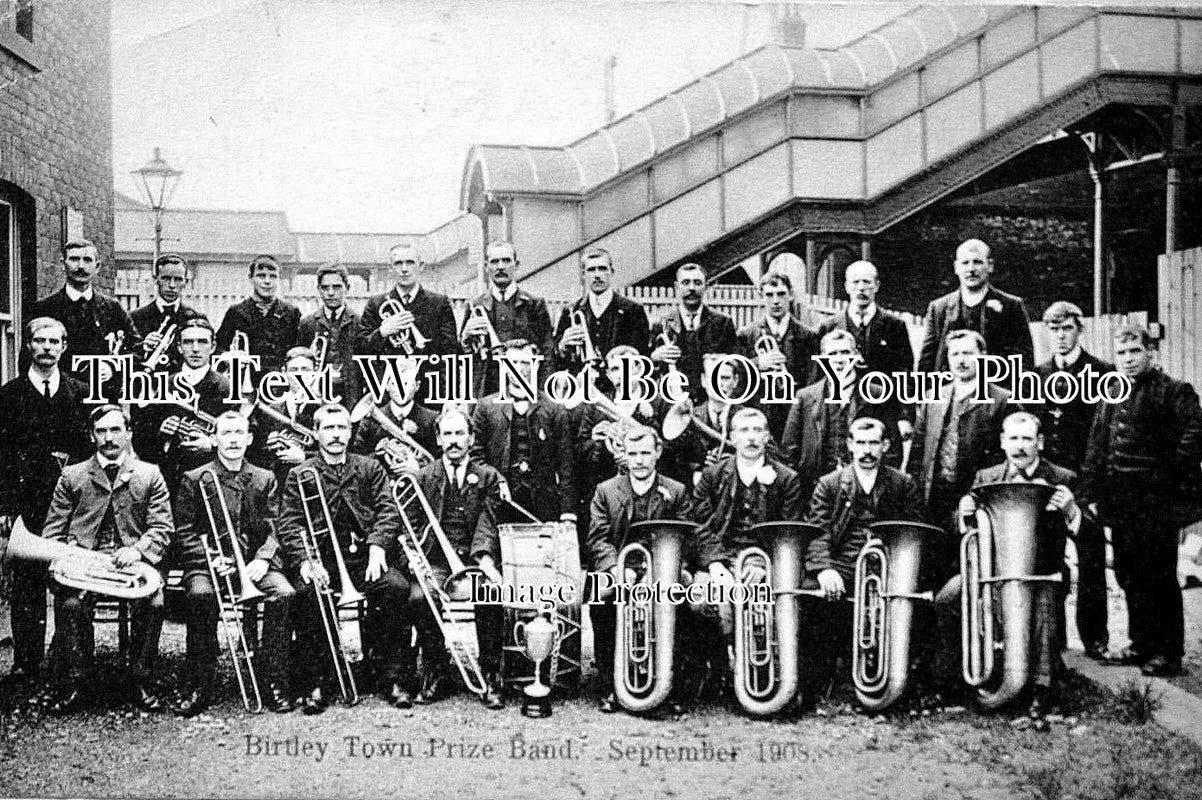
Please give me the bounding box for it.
[131,369,231,492]
[129,300,205,374]
[691,457,803,569]
[28,287,140,378]
[42,455,174,563]
[649,306,738,399]
[470,395,576,520]
[413,459,501,563]
[174,459,281,577]
[215,297,301,373]
[737,316,820,440]
[298,307,363,407]
[1034,350,1113,472]
[658,400,745,487]
[573,397,660,515]
[806,464,925,581]
[587,473,690,573]
[918,286,1034,374]
[350,401,440,469]
[911,384,1012,503]
[818,306,915,409]
[970,459,1082,575]
[552,294,649,374]
[460,287,554,357]
[278,453,400,569]
[356,285,460,357]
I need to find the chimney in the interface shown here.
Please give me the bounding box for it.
[768,3,806,49]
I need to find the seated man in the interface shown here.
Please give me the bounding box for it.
[40,404,173,714]
[935,412,1086,717]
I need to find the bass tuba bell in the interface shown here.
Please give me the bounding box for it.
[960,482,1063,709]
[613,519,694,714]
[4,517,163,599]
[852,520,942,711]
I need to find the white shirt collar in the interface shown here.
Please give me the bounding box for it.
[217,455,243,473]
[156,297,180,314]
[588,289,614,318]
[492,283,518,303]
[959,286,989,307]
[65,284,94,302]
[765,315,789,338]
[397,286,418,305]
[1007,458,1041,481]
[849,303,877,326]
[679,305,702,330]
[853,464,878,494]
[325,305,345,323]
[28,367,61,396]
[630,472,656,497]
[735,456,766,486]
[177,364,209,385]
[443,457,467,486]
[512,398,530,416]
[96,451,127,470]
[1055,346,1083,369]
[322,453,347,466]
[389,399,414,420]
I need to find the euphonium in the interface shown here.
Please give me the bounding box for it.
[4,517,163,600]
[348,395,435,473]
[613,519,693,714]
[466,305,503,357]
[379,298,429,354]
[661,399,733,461]
[960,482,1062,709]
[733,521,826,717]
[852,520,942,712]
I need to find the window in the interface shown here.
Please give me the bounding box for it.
[0,0,32,41]
[0,198,16,381]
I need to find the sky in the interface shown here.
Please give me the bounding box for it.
[110,0,905,233]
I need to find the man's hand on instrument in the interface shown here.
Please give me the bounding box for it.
[650,342,682,365]
[0,514,13,539]
[245,558,269,583]
[379,308,413,338]
[365,544,387,583]
[461,314,489,339]
[755,351,786,373]
[159,416,182,437]
[179,431,213,453]
[113,547,143,569]
[497,478,513,503]
[478,555,504,585]
[212,555,235,577]
[300,559,329,588]
[270,438,305,465]
[141,331,164,353]
[558,325,586,353]
[816,568,845,601]
[708,562,735,587]
[591,420,614,443]
[897,419,914,442]
[1047,484,1079,520]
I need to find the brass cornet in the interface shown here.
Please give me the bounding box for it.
[5,517,162,600]
[143,317,177,371]
[296,467,365,705]
[198,469,265,713]
[466,305,503,357]
[852,521,941,712]
[960,482,1063,709]
[567,309,598,365]
[655,330,679,375]
[380,298,429,355]
[613,519,693,713]
[310,332,329,373]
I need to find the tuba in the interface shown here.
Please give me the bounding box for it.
[613,519,693,713]
[379,298,429,355]
[852,520,943,712]
[466,305,503,357]
[348,396,434,474]
[198,469,265,713]
[296,467,366,705]
[733,521,828,717]
[392,473,489,696]
[5,517,163,599]
[960,482,1062,709]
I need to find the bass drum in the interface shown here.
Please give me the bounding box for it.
[499,522,584,696]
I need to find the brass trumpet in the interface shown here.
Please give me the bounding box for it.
[380,298,429,354]
[613,519,693,713]
[466,305,503,357]
[296,467,366,705]
[567,309,598,365]
[162,401,219,455]
[732,521,826,717]
[143,317,177,371]
[348,396,435,474]
[198,469,265,713]
[960,482,1062,709]
[392,473,489,697]
[852,521,942,712]
[655,330,679,375]
[5,517,163,600]
[250,401,317,452]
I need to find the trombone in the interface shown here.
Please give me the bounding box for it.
[465,305,504,357]
[296,467,366,706]
[392,474,489,697]
[379,298,429,354]
[198,469,265,713]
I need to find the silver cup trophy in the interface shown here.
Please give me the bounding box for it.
[514,613,557,702]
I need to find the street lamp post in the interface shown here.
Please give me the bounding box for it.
[131,147,183,267]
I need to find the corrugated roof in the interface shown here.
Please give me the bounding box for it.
[116,206,296,257]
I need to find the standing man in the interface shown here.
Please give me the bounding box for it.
[215,254,301,377]
[552,248,650,376]
[172,411,295,715]
[1034,301,1113,660]
[1081,325,1202,676]
[130,253,203,375]
[28,238,139,381]
[648,263,738,400]
[278,403,414,713]
[918,239,1034,375]
[411,408,507,710]
[297,263,362,408]
[0,318,92,682]
[471,341,576,524]
[459,241,553,396]
[40,405,174,714]
[737,271,819,441]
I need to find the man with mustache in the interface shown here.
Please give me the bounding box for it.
[28,239,139,383]
[649,262,737,401]
[806,417,925,698]
[278,403,412,714]
[0,317,92,683]
[552,248,649,376]
[918,239,1034,375]
[459,241,553,397]
[129,253,203,375]
[40,404,174,714]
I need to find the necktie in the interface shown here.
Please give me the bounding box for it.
[43,380,51,399]
[104,463,119,484]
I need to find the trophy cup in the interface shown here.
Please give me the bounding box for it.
[514,613,557,718]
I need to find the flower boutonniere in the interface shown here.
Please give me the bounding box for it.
[657,485,672,502]
[986,298,1003,314]
[756,466,776,486]
[402,419,418,435]
[637,401,654,419]
[466,473,480,486]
